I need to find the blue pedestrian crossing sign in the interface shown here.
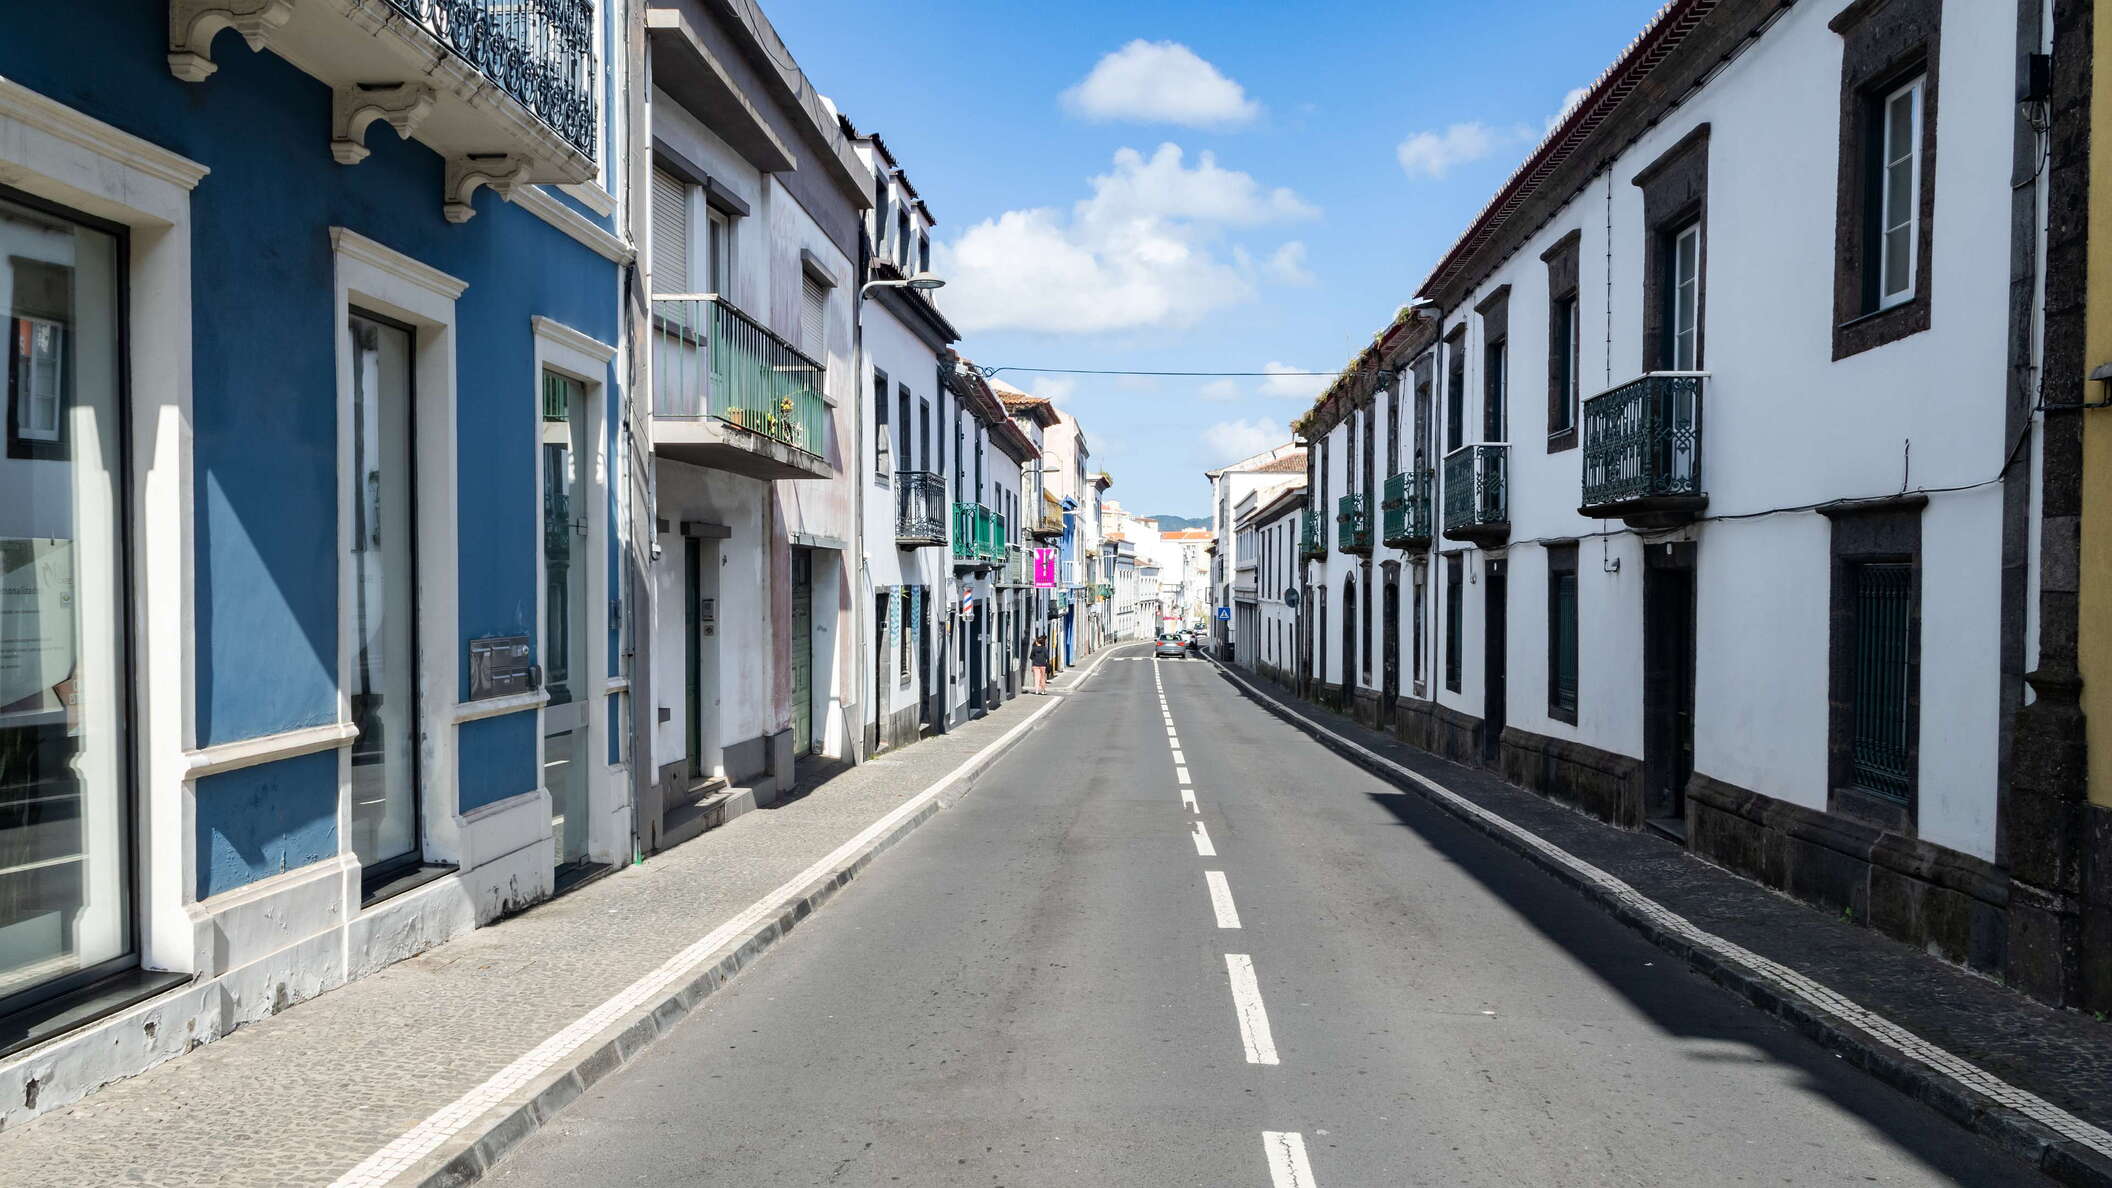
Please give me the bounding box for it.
[1216,606,1231,620]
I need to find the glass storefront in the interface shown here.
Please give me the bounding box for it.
[0,193,130,1008]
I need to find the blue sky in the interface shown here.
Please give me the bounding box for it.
[766,1,1667,517]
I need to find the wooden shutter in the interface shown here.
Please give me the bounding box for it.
[651,168,689,294]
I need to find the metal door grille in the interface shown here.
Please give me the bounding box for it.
[1851,562,1913,801]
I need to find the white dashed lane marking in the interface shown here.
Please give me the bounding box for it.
[1262,1131,1316,1187]
[1205,870,1242,929]
[1225,954,1281,1065]
[1191,820,1215,856]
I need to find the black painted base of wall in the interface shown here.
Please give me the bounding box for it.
[1350,688,1384,729]
[1500,725,1645,829]
[1688,772,2010,975]
[1392,697,1482,768]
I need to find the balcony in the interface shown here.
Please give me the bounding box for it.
[1382,469,1434,550]
[171,0,600,211]
[1298,507,1328,561]
[1337,492,1372,556]
[1031,510,1066,539]
[1095,582,1115,601]
[952,503,1004,568]
[1441,443,1510,546]
[1579,372,1708,528]
[651,296,832,480]
[895,470,946,546]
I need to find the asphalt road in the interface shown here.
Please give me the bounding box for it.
[486,646,2042,1186]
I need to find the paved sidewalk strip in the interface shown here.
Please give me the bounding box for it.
[0,651,1119,1188]
[1208,656,2112,1188]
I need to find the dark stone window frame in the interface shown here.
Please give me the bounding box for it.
[1540,231,1582,453]
[1632,124,1710,374]
[1829,0,1940,360]
[1823,495,1925,833]
[1443,551,1464,693]
[1477,286,1510,443]
[1546,541,1579,724]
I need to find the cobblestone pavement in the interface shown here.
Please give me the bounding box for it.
[1225,662,2112,1164]
[0,659,1111,1187]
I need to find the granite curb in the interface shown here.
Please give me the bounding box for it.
[1206,655,2112,1188]
[390,645,1130,1187]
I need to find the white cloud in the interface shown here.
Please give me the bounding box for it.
[1395,122,1506,180]
[934,144,1316,335]
[1265,241,1315,286]
[1029,376,1077,403]
[1062,41,1260,128]
[1198,378,1242,402]
[1548,86,1591,132]
[1259,361,1330,401]
[1204,418,1284,461]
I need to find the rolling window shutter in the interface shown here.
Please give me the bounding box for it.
[651,168,690,294]
[801,273,827,357]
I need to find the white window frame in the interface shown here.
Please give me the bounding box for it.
[1877,75,1924,310]
[14,315,65,441]
[1670,222,1701,371]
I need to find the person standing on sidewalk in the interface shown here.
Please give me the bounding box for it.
[1029,636,1050,694]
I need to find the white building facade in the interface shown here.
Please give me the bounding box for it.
[1286,0,2040,979]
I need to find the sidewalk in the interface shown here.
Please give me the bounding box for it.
[1212,658,2112,1187]
[0,652,1118,1187]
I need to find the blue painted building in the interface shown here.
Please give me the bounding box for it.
[0,0,640,1119]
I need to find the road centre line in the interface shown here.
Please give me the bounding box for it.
[1262,1131,1316,1187]
[1180,786,1198,813]
[1225,954,1280,1065]
[1202,655,2112,1166]
[1204,870,1242,928]
[1176,766,1191,784]
[1171,749,1185,765]
[1191,820,1215,856]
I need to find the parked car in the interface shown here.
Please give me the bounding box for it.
[1154,633,1188,659]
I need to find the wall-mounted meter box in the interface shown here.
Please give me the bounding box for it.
[468,635,537,699]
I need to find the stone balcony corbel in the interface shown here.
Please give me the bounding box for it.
[444,154,532,223]
[168,0,294,81]
[332,83,436,165]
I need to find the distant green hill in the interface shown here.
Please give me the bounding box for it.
[1149,514,1208,532]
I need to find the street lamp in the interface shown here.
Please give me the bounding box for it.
[860,272,946,298]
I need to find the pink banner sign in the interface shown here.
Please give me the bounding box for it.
[1033,548,1058,588]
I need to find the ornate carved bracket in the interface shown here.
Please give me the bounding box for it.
[332,84,436,165]
[444,155,533,223]
[168,0,294,82]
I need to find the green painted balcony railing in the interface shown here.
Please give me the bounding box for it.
[951,502,1005,565]
[1298,506,1327,561]
[1095,582,1114,600]
[651,295,828,458]
[1002,544,1031,587]
[1336,492,1372,555]
[1441,443,1508,537]
[1381,468,1434,548]
[1579,372,1706,515]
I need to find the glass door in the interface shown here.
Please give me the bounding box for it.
[348,311,420,884]
[542,371,590,871]
[0,193,130,1008]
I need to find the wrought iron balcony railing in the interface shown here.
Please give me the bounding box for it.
[1579,372,1707,524]
[1298,507,1328,561]
[651,295,827,458]
[951,502,1005,566]
[1381,468,1434,549]
[382,0,598,159]
[1095,582,1115,601]
[895,470,946,545]
[1441,443,1509,543]
[1337,492,1372,555]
